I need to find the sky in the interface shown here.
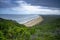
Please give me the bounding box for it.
[0,0,60,15]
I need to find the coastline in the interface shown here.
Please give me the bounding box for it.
[24,16,43,27]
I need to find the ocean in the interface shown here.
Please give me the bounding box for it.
[0,14,60,24]
[0,14,39,24]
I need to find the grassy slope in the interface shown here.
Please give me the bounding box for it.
[32,16,60,40]
[0,18,35,40]
[0,16,60,40]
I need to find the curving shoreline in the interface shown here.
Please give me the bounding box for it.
[24,16,44,27]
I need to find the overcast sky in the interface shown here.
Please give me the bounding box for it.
[0,0,60,15]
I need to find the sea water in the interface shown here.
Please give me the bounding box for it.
[0,14,39,24]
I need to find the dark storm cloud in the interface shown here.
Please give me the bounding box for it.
[0,0,19,8]
[0,0,60,14]
[24,0,60,8]
[0,0,60,8]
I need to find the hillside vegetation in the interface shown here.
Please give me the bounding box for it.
[0,18,60,40]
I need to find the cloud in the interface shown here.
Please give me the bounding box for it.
[10,0,60,15]
[24,0,60,8]
[0,0,60,8]
[0,0,19,8]
[0,0,60,15]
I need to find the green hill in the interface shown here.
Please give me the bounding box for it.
[0,18,60,40]
[0,18,35,40]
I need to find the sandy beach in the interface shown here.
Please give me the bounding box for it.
[24,16,43,27]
